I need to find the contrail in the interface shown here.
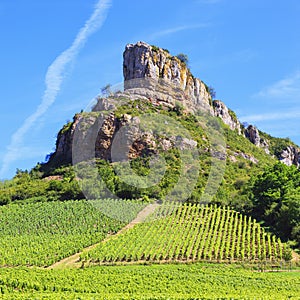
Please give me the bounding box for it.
[0,0,112,178]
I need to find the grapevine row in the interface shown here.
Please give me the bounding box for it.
[83,203,288,264]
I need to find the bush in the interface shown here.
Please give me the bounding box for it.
[176,53,189,66]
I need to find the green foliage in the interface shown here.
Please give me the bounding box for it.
[101,83,112,96]
[208,86,216,99]
[247,162,300,247]
[83,203,287,264]
[0,199,145,267]
[0,168,84,204]
[228,108,238,123]
[151,45,159,52]
[259,131,297,158]
[0,263,298,299]
[173,101,184,116]
[176,53,189,66]
[114,98,158,118]
[58,120,72,136]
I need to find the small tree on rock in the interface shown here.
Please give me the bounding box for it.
[101,84,112,96]
[176,53,189,66]
[208,86,216,99]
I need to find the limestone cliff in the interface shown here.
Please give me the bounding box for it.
[47,115,80,166]
[50,108,199,167]
[46,41,300,169]
[123,41,213,113]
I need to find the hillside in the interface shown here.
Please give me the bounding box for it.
[82,203,289,265]
[1,42,300,248]
[43,43,300,247]
[47,41,300,169]
[0,41,299,299]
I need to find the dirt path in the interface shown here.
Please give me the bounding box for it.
[292,250,299,263]
[48,202,160,269]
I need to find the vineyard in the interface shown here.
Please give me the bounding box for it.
[82,203,291,264]
[0,199,145,266]
[0,200,297,299]
[0,263,298,299]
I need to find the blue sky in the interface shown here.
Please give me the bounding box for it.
[1,0,300,179]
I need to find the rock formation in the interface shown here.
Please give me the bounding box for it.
[47,41,300,169]
[280,146,300,167]
[52,110,198,166]
[49,115,81,165]
[123,41,213,114]
[244,125,269,154]
[213,100,241,133]
[244,125,260,146]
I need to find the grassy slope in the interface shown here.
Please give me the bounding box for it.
[0,99,281,209]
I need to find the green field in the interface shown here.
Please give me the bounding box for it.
[0,200,297,299]
[0,263,298,299]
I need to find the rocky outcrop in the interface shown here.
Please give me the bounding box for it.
[280,146,300,167]
[212,100,241,133]
[46,41,300,171]
[52,111,198,166]
[123,41,213,113]
[244,125,260,146]
[48,115,81,165]
[229,152,258,164]
[244,125,269,154]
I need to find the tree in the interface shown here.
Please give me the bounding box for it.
[176,53,189,66]
[101,84,112,96]
[208,86,216,99]
[249,162,300,247]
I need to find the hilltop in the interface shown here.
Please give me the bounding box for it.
[47,41,300,169]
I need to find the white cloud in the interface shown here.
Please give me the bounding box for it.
[0,0,112,178]
[243,71,300,130]
[149,24,210,40]
[240,109,300,123]
[255,71,300,99]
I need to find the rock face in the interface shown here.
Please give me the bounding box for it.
[213,100,241,133]
[244,125,269,154]
[48,115,81,165]
[280,146,300,167]
[47,41,300,170]
[123,41,213,113]
[244,125,260,146]
[53,111,198,166]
